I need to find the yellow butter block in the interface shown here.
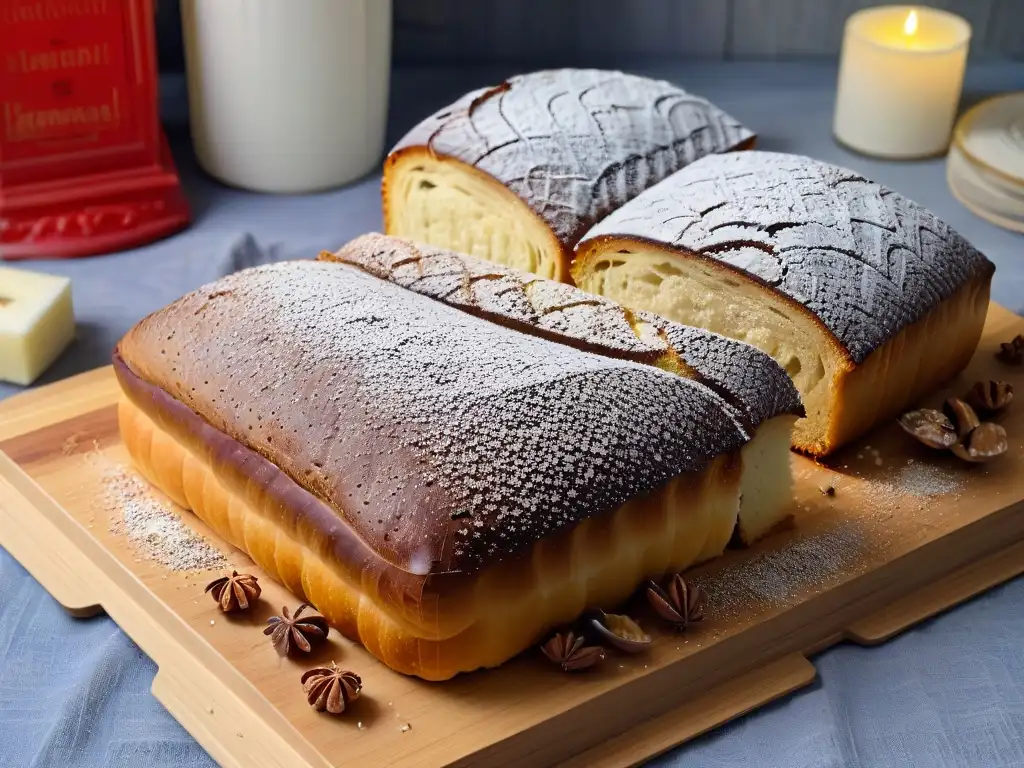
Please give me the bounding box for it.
[0,267,75,386]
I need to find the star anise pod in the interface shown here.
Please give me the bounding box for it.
[965,380,1014,416]
[996,334,1024,365]
[204,571,261,612]
[646,574,706,630]
[264,604,329,656]
[540,630,605,672]
[301,663,361,715]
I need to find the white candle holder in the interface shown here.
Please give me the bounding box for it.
[834,5,971,159]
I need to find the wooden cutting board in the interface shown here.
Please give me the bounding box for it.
[1,304,1023,768]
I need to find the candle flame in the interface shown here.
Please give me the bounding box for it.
[903,9,918,36]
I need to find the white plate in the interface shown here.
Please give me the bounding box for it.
[947,142,1024,234]
[954,92,1024,187]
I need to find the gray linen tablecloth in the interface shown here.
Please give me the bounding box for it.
[1,63,1022,767]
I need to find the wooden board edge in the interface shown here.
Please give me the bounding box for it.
[0,366,118,442]
[0,452,330,768]
[562,654,817,768]
[152,661,315,768]
[845,537,1024,645]
[563,533,1024,767]
[0,454,105,616]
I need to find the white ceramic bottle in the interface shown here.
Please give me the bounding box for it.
[181,0,392,193]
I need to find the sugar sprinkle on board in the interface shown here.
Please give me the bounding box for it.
[99,460,229,572]
[692,519,870,620]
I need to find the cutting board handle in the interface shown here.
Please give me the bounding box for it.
[845,539,1024,645]
[563,654,817,768]
[0,455,103,617]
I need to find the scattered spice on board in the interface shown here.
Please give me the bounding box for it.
[101,462,229,572]
[691,520,868,619]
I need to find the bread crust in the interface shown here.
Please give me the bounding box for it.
[117,359,760,680]
[575,151,995,365]
[111,257,807,678]
[572,151,996,455]
[322,233,803,432]
[383,68,755,279]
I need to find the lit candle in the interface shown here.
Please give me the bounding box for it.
[0,267,75,386]
[834,6,971,159]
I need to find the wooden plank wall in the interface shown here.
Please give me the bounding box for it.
[156,1,1024,71]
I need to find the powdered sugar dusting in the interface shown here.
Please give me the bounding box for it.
[101,462,228,572]
[329,234,802,431]
[895,460,965,497]
[692,520,869,619]
[122,260,752,574]
[582,151,993,362]
[393,68,754,245]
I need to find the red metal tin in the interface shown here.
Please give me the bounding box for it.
[0,0,189,260]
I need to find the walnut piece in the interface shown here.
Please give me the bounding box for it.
[943,398,981,438]
[587,611,652,654]
[897,409,959,449]
[949,422,1009,463]
[899,399,1009,464]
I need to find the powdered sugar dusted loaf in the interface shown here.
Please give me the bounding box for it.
[116,260,771,574]
[384,69,754,280]
[573,150,994,456]
[579,151,995,364]
[325,233,802,432]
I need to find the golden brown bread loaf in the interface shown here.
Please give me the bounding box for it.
[114,252,801,680]
[573,151,995,456]
[383,68,754,282]
[322,233,806,543]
